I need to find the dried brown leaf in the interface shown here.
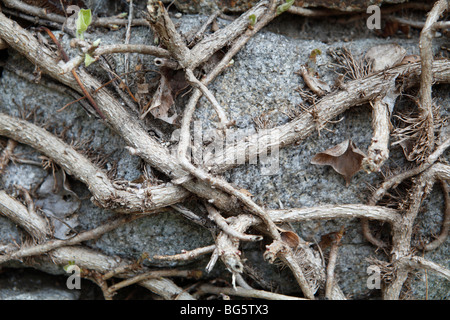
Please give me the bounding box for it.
[280,230,301,249]
[311,140,366,186]
[319,226,345,249]
[364,43,406,72]
[299,65,331,96]
[140,67,188,124]
[400,55,420,65]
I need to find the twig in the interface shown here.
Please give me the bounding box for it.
[153,244,216,262]
[0,139,17,175]
[325,227,344,299]
[187,10,221,47]
[369,135,450,206]
[93,44,171,59]
[384,163,450,299]
[38,27,106,120]
[287,6,346,17]
[362,97,392,173]
[108,269,202,294]
[206,214,255,274]
[123,0,134,86]
[362,135,450,248]
[208,60,450,174]
[400,255,450,281]
[170,203,210,227]
[0,190,51,242]
[196,283,307,300]
[205,203,263,241]
[417,179,450,251]
[47,246,197,300]
[0,215,138,264]
[0,113,190,213]
[185,69,231,128]
[1,0,66,24]
[267,204,401,225]
[418,0,448,156]
[146,1,193,68]
[1,0,149,28]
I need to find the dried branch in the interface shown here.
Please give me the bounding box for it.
[48,246,196,300]
[209,60,450,173]
[206,214,253,274]
[0,113,190,213]
[325,227,345,299]
[0,190,51,242]
[417,179,450,251]
[418,0,449,156]
[1,0,149,28]
[0,215,138,264]
[187,10,221,47]
[267,204,401,225]
[108,269,202,294]
[146,1,193,68]
[93,43,171,59]
[362,97,392,173]
[0,190,195,299]
[0,139,17,175]
[400,255,450,281]
[197,283,307,300]
[185,68,231,128]
[384,163,450,299]
[363,135,450,248]
[153,244,216,262]
[205,203,263,242]
[1,0,67,24]
[369,135,450,206]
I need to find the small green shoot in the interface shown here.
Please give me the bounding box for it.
[276,0,294,15]
[76,8,92,40]
[63,260,76,272]
[84,53,95,67]
[249,14,257,26]
[309,48,322,63]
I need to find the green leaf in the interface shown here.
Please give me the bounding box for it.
[249,14,257,26]
[76,8,92,40]
[276,0,294,15]
[84,53,95,67]
[92,38,101,47]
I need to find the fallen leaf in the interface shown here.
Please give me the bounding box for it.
[319,226,345,249]
[364,43,406,72]
[398,138,418,161]
[140,67,188,124]
[311,140,366,186]
[299,65,331,96]
[280,230,301,249]
[35,172,80,240]
[400,55,420,65]
[378,20,410,38]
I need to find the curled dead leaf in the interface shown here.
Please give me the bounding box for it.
[311,140,366,186]
[319,226,345,249]
[280,230,301,249]
[140,67,188,124]
[299,65,331,96]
